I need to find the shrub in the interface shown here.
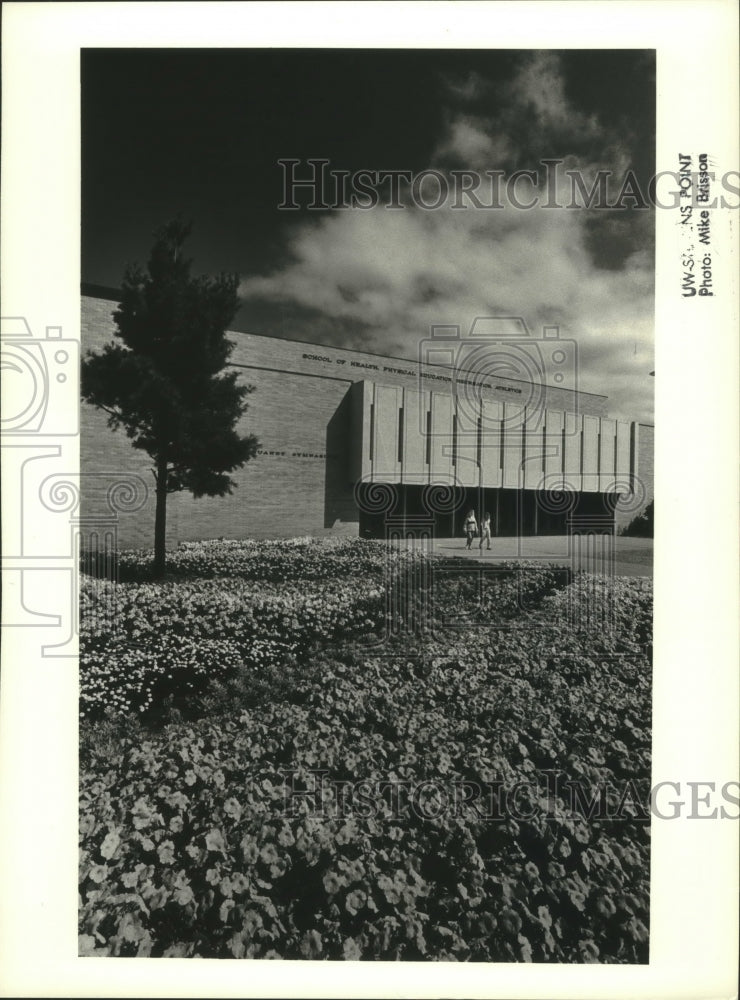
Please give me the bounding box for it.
[619,501,653,538]
[110,537,395,584]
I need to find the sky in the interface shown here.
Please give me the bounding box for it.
[82,49,655,423]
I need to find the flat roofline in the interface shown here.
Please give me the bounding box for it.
[82,283,122,302]
[81,286,610,401]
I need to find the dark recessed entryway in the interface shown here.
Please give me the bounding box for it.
[356,483,617,539]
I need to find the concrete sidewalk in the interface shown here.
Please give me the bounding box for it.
[421,535,653,578]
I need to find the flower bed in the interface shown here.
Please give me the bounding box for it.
[80,539,652,962]
[112,536,394,583]
[81,575,385,719]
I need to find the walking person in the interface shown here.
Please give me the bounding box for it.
[463,508,477,550]
[479,511,492,552]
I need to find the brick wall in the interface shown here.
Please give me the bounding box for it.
[81,293,652,545]
[81,294,361,545]
[81,297,178,550]
[171,368,357,542]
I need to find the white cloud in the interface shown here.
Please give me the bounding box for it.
[514,51,599,136]
[239,53,653,424]
[434,118,512,167]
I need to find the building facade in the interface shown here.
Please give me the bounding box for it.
[81,289,654,549]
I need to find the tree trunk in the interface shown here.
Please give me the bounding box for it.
[153,457,168,578]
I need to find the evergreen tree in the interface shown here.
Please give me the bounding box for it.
[82,220,259,576]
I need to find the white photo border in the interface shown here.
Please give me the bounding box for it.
[1,2,738,997]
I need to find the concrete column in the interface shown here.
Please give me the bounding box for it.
[523,406,544,491]
[430,391,454,483]
[582,414,600,492]
[401,387,429,485]
[599,417,617,492]
[563,411,583,491]
[615,419,631,483]
[480,398,503,488]
[544,408,565,491]
[502,402,525,489]
[455,395,480,488]
[372,384,402,482]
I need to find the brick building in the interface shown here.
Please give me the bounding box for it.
[81,288,654,549]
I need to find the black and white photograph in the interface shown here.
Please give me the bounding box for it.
[77,45,656,963]
[0,3,738,998]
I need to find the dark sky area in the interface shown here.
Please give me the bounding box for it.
[82,48,655,421]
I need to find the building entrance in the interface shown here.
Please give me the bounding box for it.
[356,483,617,539]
